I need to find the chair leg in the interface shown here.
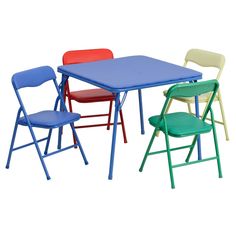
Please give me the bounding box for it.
[6,119,20,169]
[187,103,192,114]
[44,129,53,155]
[185,135,198,163]
[119,109,128,143]
[29,127,51,180]
[218,93,229,141]
[210,110,223,178]
[72,131,77,147]
[139,129,157,172]
[163,121,175,189]
[107,101,113,130]
[70,123,88,165]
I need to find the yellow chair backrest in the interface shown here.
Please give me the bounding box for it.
[184,49,225,80]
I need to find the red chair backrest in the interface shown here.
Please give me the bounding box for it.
[63,49,114,65]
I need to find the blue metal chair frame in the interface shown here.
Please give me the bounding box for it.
[6,66,88,180]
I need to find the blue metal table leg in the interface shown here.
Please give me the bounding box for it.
[138,89,145,135]
[195,95,202,160]
[57,74,67,149]
[108,93,120,180]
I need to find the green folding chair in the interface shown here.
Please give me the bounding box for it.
[139,80,222,189]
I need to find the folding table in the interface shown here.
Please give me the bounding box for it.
[58,56,202,179]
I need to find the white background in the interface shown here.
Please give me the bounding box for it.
[0,0,236,235]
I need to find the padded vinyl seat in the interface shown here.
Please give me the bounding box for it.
[149,112,212,137]
[18,110,80,128]
[70,88,115,103]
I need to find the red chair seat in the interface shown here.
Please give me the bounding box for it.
[70,88,115,103]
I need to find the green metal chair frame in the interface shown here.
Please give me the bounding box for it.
[139,80,222,189]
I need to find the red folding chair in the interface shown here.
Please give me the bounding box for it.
[63,49,127,144]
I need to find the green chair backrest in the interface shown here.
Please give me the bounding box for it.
[161,80,219,120]
[166,80,219,98]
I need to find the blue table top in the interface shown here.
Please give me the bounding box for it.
[58,56,202,92]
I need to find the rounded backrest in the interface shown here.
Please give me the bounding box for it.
[63,49,114,65]
[185,49,225,69]
[166,79,219,99]
[12,66,56,90]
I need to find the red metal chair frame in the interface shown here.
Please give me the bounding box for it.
[63,49,127,143]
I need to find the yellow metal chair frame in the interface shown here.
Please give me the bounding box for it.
[164,49,229,140]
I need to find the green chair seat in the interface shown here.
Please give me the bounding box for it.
[149,112,212,137]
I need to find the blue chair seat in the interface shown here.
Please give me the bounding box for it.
[18,110,80,128]
[149,112,212,137]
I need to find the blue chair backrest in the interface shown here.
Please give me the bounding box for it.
[12,66,56,90]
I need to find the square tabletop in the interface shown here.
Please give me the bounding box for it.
[58,55,202,92]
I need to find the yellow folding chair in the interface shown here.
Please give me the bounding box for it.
[163,49,229,140]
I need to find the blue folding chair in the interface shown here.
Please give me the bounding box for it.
[6,66,88,180]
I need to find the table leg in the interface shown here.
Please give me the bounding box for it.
[138,89,145,134]
[108,93,120,180]
[195,95,202,160]
[57,74,67,149]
